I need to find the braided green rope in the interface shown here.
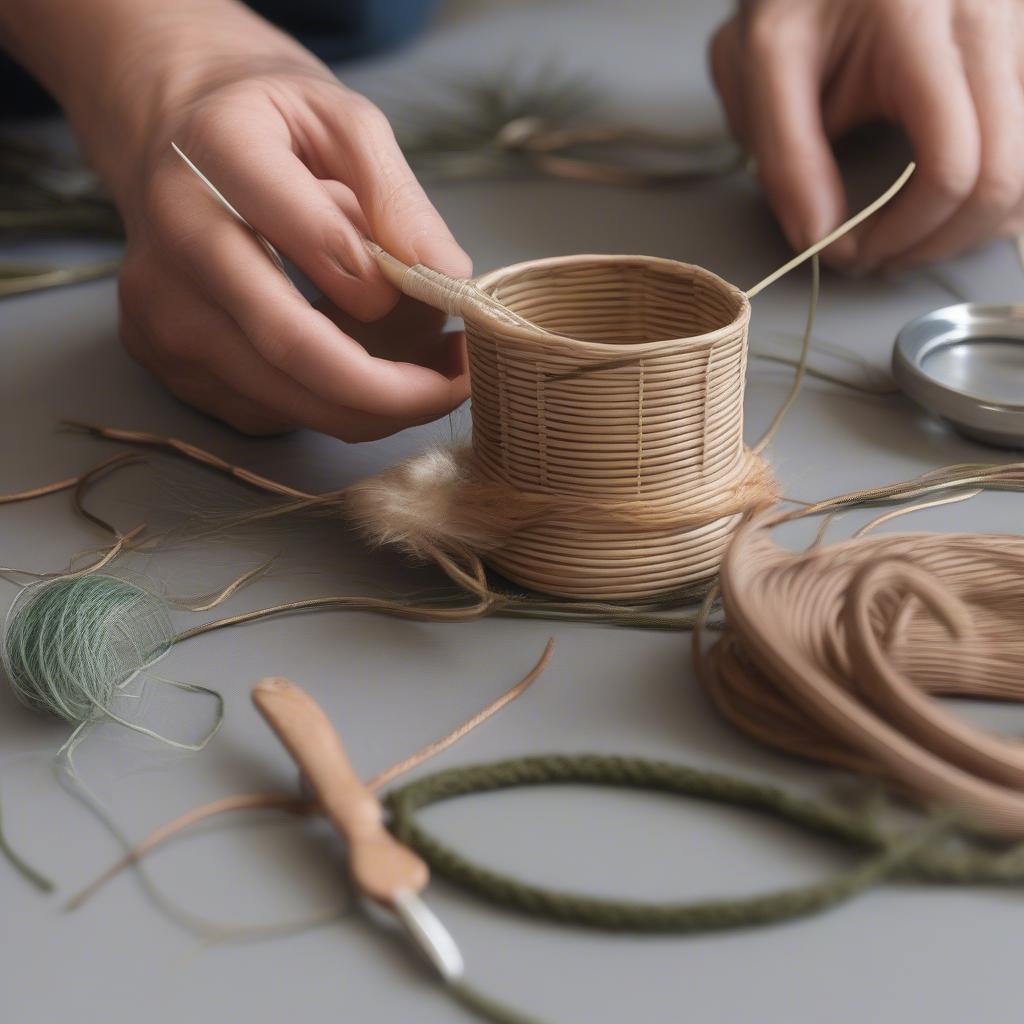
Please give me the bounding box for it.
[449,980,551,1024]
[387,755,935,934]
[387,755,1024,940]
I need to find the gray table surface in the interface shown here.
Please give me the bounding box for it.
[4,3,1024,1022]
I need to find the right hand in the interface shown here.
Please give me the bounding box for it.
[113,60,472,439]
[710,0,1024,272]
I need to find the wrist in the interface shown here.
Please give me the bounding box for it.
[0,0,324,198]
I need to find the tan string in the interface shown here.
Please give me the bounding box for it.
[364,636,554,790]
[65,638,554,911]
[752,255,819,453]
[64,421,326,500]
[0,451,142,506]
[170,560,276,613]
[0,452,147,581]
[744,163,915,299]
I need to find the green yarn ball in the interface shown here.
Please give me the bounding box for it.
[1,574,174,723]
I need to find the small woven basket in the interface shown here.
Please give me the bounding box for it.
[466,254,751,599]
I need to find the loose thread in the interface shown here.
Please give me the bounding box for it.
[744,163,915,299]
[64,639,555,910]
[753,254,819,453]
[171,143,288,278]
[0,798,54,893]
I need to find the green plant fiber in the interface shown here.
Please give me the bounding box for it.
[2,574,173,722]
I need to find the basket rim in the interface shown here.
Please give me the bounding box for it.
[470,253,750,355]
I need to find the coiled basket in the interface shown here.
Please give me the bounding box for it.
[466,254,752,599]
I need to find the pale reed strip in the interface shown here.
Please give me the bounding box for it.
[64,421,325,500]
[0,453,148,580]
[0,452,142,505]
[744,163,915,298]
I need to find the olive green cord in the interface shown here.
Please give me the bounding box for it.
[386,755,955,934]
[0,799,53,893]
[387,755,1024,931]
[384,754,1021,1024]
[448,979,551,1024]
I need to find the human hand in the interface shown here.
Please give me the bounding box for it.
[2,0,473,440]
[710,0,1024,271]
[115,58,472,438]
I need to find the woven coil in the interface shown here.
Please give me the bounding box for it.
[463,254,761,599]
[711,519,1024,838]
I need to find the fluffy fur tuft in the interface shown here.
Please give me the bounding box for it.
[345,444,780,564]
[345,446,517,560]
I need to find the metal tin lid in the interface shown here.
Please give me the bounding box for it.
[893,303,1024,448]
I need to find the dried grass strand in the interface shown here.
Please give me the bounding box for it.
[65,639,554,910]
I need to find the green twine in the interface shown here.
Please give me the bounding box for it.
[448,979,551,1024]
[387,754,1024,931]
[0,797,53,893]
[0,573,224,896]
[385,755,1005,1024]
[386,755,949,935]
[2,574,174,723]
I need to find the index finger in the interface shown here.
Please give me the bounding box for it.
[741,10,851,260]
[178,215,470,421]
[853,21,980,270]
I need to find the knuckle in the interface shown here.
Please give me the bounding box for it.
[342,92,392,135]
[743,2,798,54]
[924,156,978,203]
[374,174,428,224]
[183,98,239,146]
[248,318,299,371]
[158,328,208,365]
[974,162,1022,213]
[121,302,212,367]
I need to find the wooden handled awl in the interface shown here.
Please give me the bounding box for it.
[252,677,464,981]
[252,676,428,904]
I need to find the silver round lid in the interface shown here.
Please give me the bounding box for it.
[893,303,1024,449]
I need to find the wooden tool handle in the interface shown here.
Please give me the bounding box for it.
[252,677,429,903]
[253,677,381,838]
